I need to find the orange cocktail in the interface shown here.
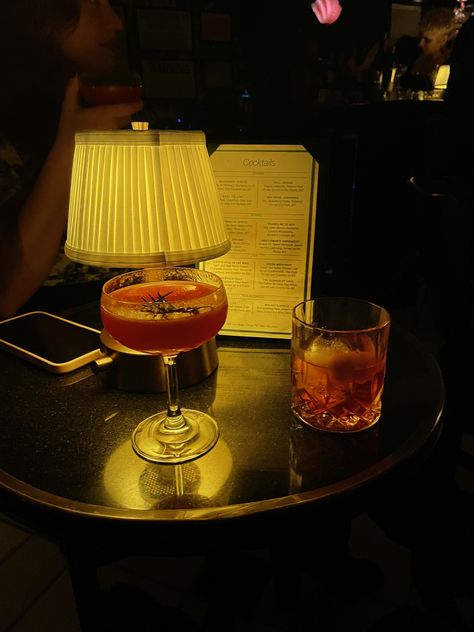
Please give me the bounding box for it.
[79,83,143,106]
[100,268,227,464]
[101,280,227,355]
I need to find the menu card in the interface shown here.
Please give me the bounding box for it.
[202,144,318,339]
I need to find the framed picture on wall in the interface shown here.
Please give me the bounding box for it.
[142,59,196,99]
[201,12,231,42]
[390,3,421,38]
[137,9,193,51]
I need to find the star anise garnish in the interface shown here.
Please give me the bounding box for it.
[140,290,209,318]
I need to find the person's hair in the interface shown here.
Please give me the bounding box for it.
[420,7,456,34]
[0,1,82,144]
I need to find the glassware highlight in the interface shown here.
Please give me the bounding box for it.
[101,267,228,463]
[291,297,391,433]
[79,69,143,106]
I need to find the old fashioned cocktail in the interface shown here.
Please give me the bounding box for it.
[291,297,390,433]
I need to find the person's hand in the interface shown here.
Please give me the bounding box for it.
[411,52,438,76]
[57,75,144,141]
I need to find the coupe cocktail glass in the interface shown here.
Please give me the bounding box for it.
[101,267,228,463]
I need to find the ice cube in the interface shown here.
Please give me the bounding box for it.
[303,336,350,367]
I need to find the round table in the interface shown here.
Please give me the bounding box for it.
[0,307,444,627]
[0,303,444,529]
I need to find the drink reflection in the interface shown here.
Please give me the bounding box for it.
[289,418,381,493]
[101,358,233,508]
[102,436,233,510]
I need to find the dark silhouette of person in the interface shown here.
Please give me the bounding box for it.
[0,1,143,318]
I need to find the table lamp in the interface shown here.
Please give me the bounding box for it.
[65,127,231,391]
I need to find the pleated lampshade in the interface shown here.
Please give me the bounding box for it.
[65,129,231,267]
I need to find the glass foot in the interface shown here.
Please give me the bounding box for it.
[131,409,219,464]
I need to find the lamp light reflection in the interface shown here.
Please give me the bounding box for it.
[103,437,233,510]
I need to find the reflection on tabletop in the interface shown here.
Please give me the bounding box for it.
[289,418,381,494]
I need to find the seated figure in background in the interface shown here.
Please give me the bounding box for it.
[0,1,143,319]
[392,7,457,91]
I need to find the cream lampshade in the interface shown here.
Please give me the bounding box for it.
[65,128,230,267]
[65,127,229,393]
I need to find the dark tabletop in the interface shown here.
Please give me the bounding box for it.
[0,303,444,550]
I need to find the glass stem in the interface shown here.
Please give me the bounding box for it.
[175,464,184,497]
[163,355,186,431]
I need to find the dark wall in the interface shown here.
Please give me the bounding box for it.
[119,0,391,138]
[231,0,392,138]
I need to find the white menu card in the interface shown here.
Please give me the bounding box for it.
[202,144,318,339]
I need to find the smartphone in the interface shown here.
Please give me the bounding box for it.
[0,311,103,374]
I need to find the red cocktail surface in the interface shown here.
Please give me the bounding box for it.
[80,84,142,106]
[291,347,386,432]
[101,280,228,355]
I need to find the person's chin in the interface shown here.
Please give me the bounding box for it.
[87,49,119,73]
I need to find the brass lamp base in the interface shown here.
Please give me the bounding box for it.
[91,329,218,393]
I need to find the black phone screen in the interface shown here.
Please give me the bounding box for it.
[0,312,100,364]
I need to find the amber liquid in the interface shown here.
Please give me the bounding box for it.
[101,280,228,355]
[79,84,142,106]
[291,348,386,432]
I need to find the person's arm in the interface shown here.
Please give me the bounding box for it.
[445,17,474,116]
[0,76,143,318]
